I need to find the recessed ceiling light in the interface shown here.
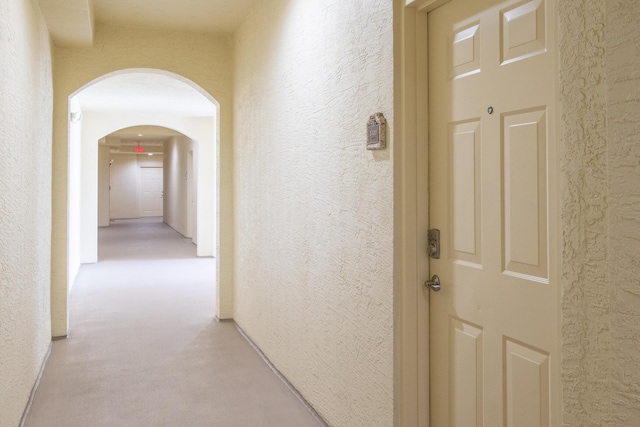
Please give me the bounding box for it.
[138,134,143,137]
[148,153,153,156]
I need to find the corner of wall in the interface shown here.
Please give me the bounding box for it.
[558,0,611,424]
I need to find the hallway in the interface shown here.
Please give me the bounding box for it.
[24,218,323,427]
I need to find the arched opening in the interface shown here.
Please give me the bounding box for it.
[66,69,220,329]
[98,126,198,244]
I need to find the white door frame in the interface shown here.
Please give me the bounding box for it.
[394,1,440,425]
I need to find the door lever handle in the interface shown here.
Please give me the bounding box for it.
[425,275,441,292]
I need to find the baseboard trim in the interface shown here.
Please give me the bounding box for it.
[234,323,329,427]
[19,341,52,427]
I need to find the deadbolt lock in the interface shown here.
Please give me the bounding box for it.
[428,229,440,259]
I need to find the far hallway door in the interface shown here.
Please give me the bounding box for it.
[141,167,163,217]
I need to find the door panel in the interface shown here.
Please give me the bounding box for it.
[502,108,548,281]
[428,0,558,425]
[451,318,484,427]
[504,339,550,427]
[450,120,482,266]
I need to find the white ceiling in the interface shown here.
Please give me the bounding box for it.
[74,72,217,116]
[103,128,179,155]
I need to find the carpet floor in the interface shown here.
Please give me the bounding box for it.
[24,218,323,427]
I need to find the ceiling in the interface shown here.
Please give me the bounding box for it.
[39,0,262,46]
[94,0,262,34]
[102,126,182,155]
[74,72,217,116]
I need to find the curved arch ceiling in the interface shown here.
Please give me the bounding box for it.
[74,72,216,117]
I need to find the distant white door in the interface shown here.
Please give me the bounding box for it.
[428,0,559,425]
[141,167,163,217]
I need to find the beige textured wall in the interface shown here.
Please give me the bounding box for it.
[605,0,640,423]
[164,135,196,237]
[558,0,610,424]
[98,144,110,227]
[560,0,640,425]
[233,1,394,426]
[0,0,53,425]
[52,24,235,336]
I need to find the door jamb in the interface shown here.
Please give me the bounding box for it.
[394,1,446,426]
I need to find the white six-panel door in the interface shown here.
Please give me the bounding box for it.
[427,0,559,425]
[141,167,164,217]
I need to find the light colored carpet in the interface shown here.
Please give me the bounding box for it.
[24,218,323,427]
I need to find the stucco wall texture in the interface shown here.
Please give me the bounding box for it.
[164,135,196,238]
[560,0,640,425]
[558,0,610,424]
[0,0,53,425]
[233,1,394,426]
